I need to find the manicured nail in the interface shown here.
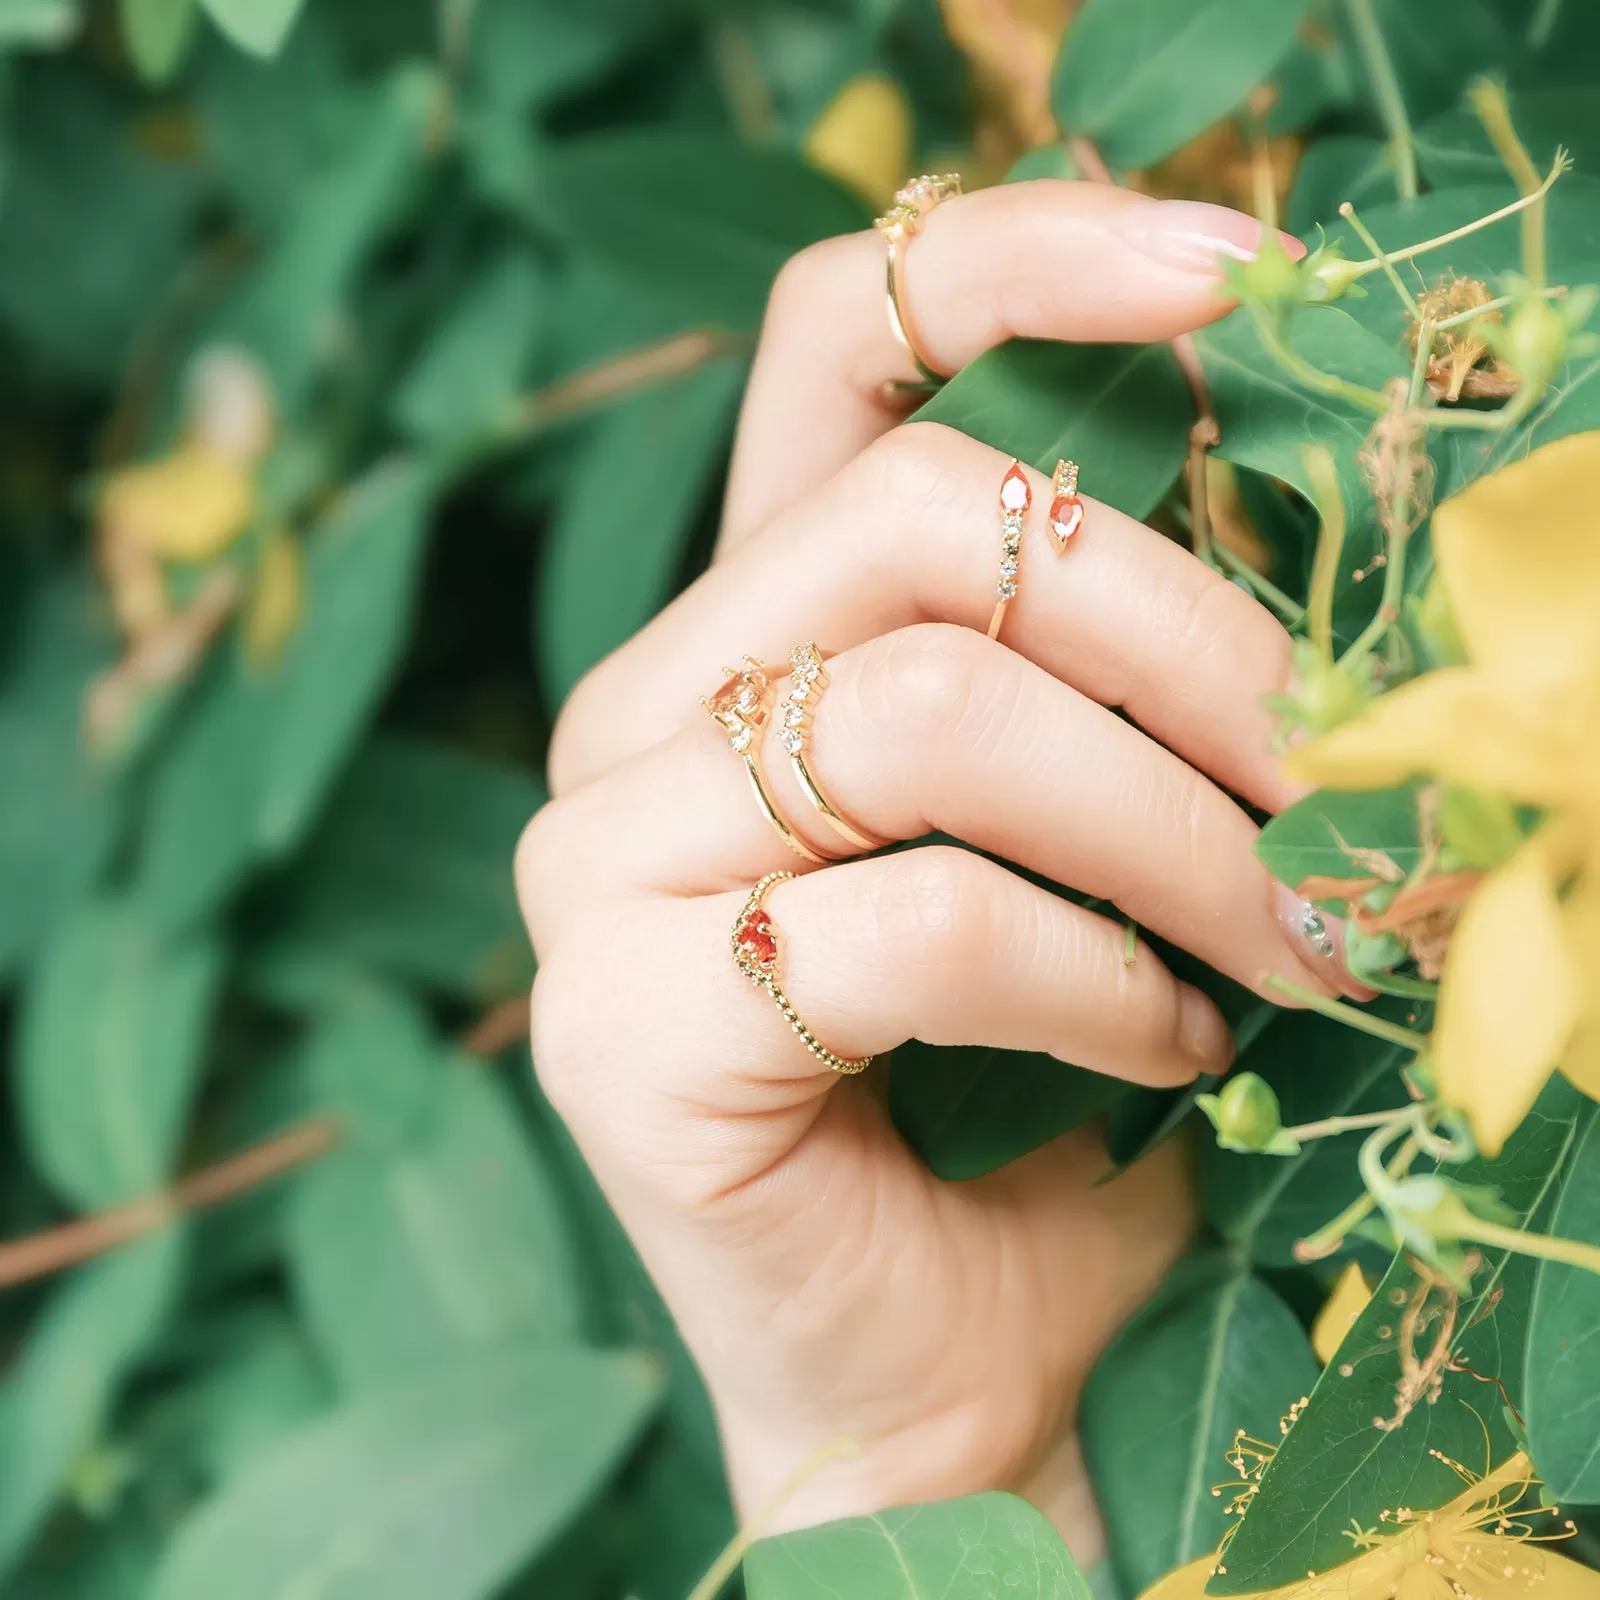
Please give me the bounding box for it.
[1177,984,1236,1071]
[1274,883,1378,1001]
[1109,200,1307,276]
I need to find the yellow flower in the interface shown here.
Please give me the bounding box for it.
[1286,433,1600,1155]
[1310,1262,1371,1366]
[100,442,256,564]
[803,74,913,209]
[1140,1451,1596,1600]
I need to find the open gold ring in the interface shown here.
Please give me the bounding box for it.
[874,173,962,391]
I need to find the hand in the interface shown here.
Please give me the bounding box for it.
[514,181,1351,1564]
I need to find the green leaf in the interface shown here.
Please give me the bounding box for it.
[0,1233,181,1583]
[288,1021,582,1390]
[1202,1013,1413,1265]
[1209,1076,1587,1594]
[0,0,78,49]
[118,0,197,82]
[152,1345,662,1600]
[745,1492,1089,1600]
[140,460,436,933]
[1415,89,1600,187]
[1082,1250,1318,1594]
[533,130,870,331]
[1053,0,1311,170]
[537,359,743,704]
[1525,1103,1600,1501]
[0,570,119,981]
[392,249,544,448]
[19,892,223,1211]
[916,340,1192,522]
[247,734,541,1005]
[1285,137,1394,235]
[890,1042,1128,1181]
[198,0,304,57]
[1254,784,1423,893]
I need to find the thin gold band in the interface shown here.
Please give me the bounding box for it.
[988,459,1028,642]
[779,643,885,854]
[702,657,831,866]
[875,174,962,392]
[732,871,872,1075]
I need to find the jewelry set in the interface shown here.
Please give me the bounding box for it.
[705,175,1087,1076]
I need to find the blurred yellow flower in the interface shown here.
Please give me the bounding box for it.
[1139,1451,1594,1600]
[1287,433,1600,1155]
[243,529,303,667]
[100,442,256,564]
[803,73,913,209]
[1310,1261,1370,1366]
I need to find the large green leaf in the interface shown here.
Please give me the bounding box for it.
[1415,88,1600,187]
[119,0,198,82]
[287,1002,581,1391]
[0,0,79,47]
[745,1492,1089,1600]
[1202,1013,1413,1266]
[0,1232,182,1583]
[1525,1103,1600,1502]
[199,0,305,58]
[1255,784,1423,893]
[246,734,542,1005]
[890,1042,1128,1181]
[18,892,223,1211]
[0,570,119,981]
[1053,0,1311,170]
[916,340,1192,521]
[140,460,436,933]
[1082,1250,1318,1594]
[532,130,870,331]
[1209,1077,1587,1593]
[537,357,742,704]
[152,1345,661,1600]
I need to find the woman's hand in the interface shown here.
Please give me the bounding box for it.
[514,181,1352,1563]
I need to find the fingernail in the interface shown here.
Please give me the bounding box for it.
[1273,883,1379,1001]
[1109,200,1307,276]
[1177,984,1236,1071]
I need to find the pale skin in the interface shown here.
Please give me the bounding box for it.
[514,180,1366,1564]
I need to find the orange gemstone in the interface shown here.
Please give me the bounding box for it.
[1049,493,1084,548]
[999,462,1031,513]
[737,914,778,967]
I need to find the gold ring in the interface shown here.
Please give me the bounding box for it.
[778,643,886,854]
[703,658,832,866]
[1047,458,1084,552]
[874,173,962,392]
[987,459,1030,641]
[732,871,872,1075]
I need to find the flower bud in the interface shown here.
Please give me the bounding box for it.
[1224,232,1306,310]
[1196,1072,1300,1156]
[1303,244,1367,304]
[1345,926,1406,979]
[1290,640,1372,734]
[1493,295,1569,381]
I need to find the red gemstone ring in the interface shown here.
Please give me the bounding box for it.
[986,457,1084,643]
[731,871,872,1075]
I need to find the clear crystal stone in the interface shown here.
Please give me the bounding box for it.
[1000,557,1018,577]
[781,729,802,753]
[730,727,752,753]
[784,703,804,726]
[996,579,1017,599]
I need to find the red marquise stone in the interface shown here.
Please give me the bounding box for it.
[999,462,1032,513]
[1049,493,1084,547]
[737,915,778,967]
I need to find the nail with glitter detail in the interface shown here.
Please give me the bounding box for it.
[1274,884,1378,1001]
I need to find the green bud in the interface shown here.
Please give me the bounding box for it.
[1494,295,1569,380]
[1438,784,1524,870]
[1345,926,1406,977]
[1292,649,1371,734]
[1196,1072,1300,1156]
[1301,242,1367,304]
[1224,233,1307,309]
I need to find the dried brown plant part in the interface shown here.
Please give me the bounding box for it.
[1359,378,1436,544]
[1409,277,1520,401]
[1373,1259,1467,1433]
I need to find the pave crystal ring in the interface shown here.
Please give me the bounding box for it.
[987,459,1030,641]
[874,172,962,392]
[732,871,872,1075]
[702,658,831,865]
[777,642,886,855]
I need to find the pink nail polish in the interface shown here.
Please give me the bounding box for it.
[1109,200,1307,276]
[1273,883,1379,1002]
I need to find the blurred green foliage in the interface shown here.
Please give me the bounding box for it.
[3,0,1600,1597]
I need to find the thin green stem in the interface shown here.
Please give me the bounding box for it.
[1468,79,1549,288]
[1341,524,1409,665]
[1123,919,1138,966]
[1253,312,1390,416]
[1430,285,1565,333]
[1529,0,1563,49]
[1340,202,1421,316]
[1407,320,1434,408]
[1261,974,1430,1051]
[1346,0,1417,200]
[1295,1186,1379,1262]
[1412,376,1547,433]
[1211,542,1306,624]
[1284,1105,1419,1143]
[1459,1219,1600,1277]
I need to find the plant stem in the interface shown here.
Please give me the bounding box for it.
[1285,1105,1419,1143]
[1211,541,1307,624]
[1529,0,1563,49]
[1460,1219,1600,1277]
[1253,312,1390,415]
[1339,202,1421,316]
[1430,285,1566,332]
[1407,319,1433,407]
[1411,376,1546,433]
[1468,78,1549,288]
[1346,0,1417,200]
[1295,1186,1379,1261]
[1341,523,1409,665]
[1261,974,1430,1051]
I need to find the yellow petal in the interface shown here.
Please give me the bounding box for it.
[101,443,256,563]
[803,74,913,209]
[1432,432,1600,682]
[1434,837,1581,1156]
[1532,1549,1600,1600]
[1285,669,1573,805]
[1311,1261,1371,1365]
[243,529,303,667]
[1135,1553,1214,1600]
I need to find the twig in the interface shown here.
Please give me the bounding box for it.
[1212,540,1306,624]
[1261,974,1429,1051]
[1284,1105,1419,1143]
[0,1116,340,1291]
[1468,79,1551,289]
[457,994,530,1058]
[1346,0,1417,200]
[1339,202,1421,318]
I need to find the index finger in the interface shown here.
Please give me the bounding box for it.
[720,179,1303,550]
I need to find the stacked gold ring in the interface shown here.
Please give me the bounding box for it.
[874,173,962,391]
[777,643,886,854]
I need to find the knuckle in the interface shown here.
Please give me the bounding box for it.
[525,955,590,1119]
[846,421,970,522]
[863,622,985,738]
[546,667,607,797]
[766,235,859,328]
[1171,568,1274,678]
[512,800,573,956]
[869,845,988,970]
